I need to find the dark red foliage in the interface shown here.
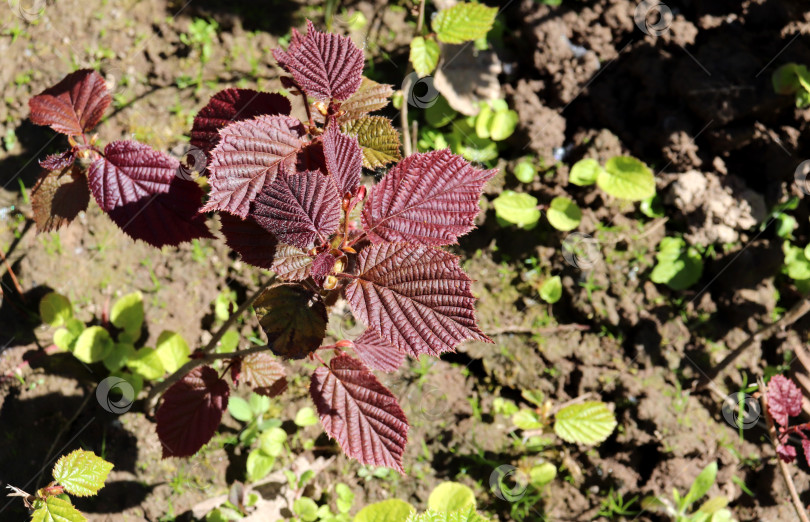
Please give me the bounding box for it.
[39,150,75,171]
[311,252,337,285]
[156,366,229,458]
[351,330,405,373]
[219,213,278,269]
[237,352,288,397]
[29,69,110,136]
[323,126,362,196]
[767,375,810,466]
[88,141,212,247]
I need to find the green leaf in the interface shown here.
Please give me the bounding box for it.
[341,116,402,169]
[492,191,540,228]
[425,97,458,129]
[683,462,718,508]
[553,401,617,445]
[249,392,271,415]
[154,331,190,373]
[696,495,729,515]
[521,390,545,408]
[596,156,656,201]
[31,496,86,522]
[529,462,557,488]
[354,499,415,522]
[650,237,704,290]
[217,328,240,354]
[228,396,253,422]
[428,482,476,512]
[432,2,497,44]
[513,160,536,184]
[336,483,355,514]
[546,196,581,231]
[773,63,802,95]
[72,326,114,364]
[294,498,319,522]
[215,290,236,322]
[475,103,492,139]
[102,343,136,372]
[246,448,275,482]
[54,319,85,352]
[539,276,563,304]
[126,347,165,380]
[52,449,113,497]
[40,292,73,327]
[489,109,518,141]
[410,36,440,77]
[295,406,319,427]
[640,194,665,218]
[259,427,287,457]
[407,507,487,522]
[110,292,144,339]
[785,242,810,280]
[512,408,544,430]
[568,158,601,186]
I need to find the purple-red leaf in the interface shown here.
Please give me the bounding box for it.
[238,351,288,397]
[272,244,314,281]
[254,284,327,359]
[803,439,810,467]
[768,375,803,427]
[29,69,111,136]
[219,213,278,269]
[278,20,364,101]
[777,442,797,463]
[251,170,340,248]
[202,115,306,218]
[311,252,337,285]
[39,150,75,171]
[272,26,305,73]
[323,126,362,196]
[351,329,405,373]
[88,141,212,247]
[156,365,229,458]
[362,149,497,246]
[345,242,491,358]
[190,89,291,158]
[310,353,408,472]
[31,165,90,233]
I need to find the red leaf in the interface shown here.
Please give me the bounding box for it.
[803,439,810,467]
[296,141,328,174]
[220,213,278,269]
[239,351,288,397]
[351,329,405,373]
[272,244,314,281]
[362,150,497,246]
[272,26,305,73]
[251,170,340,248]
[190,89,291,158]
[323,126,362,196]
[311,252,337,285]
[767,375,803,427]
[39,150,75,171]
[203,115,306,218]
[29,69,110,136]
[310,353,408,472]
[345,242,491,357]
[279,20,364,101]
[31,165,90,233]
[88,141,212,247]
[156,366,229,458]
[777,442,797,463]
[255,284,328,360]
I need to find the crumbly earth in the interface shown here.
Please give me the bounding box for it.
[1,0,810,521]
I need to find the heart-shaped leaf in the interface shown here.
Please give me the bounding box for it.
[52,449,114,497]
[29,69,110,136]
[351,329,405,373]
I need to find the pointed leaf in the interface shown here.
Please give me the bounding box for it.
[341,116,402,169]
[52,449,113,497]
[362,150,496,246]
[219,214,278,269]
[432,2,497,44]
[31,496,86,522]
[351,329,405,373]
[272,244,314,281]
[39,150,75,171]
[203,115,306,217]
[251,170,340,248]
[29,69,110,135]
[323,126,362,195]
[777,442,798,463]
[311,252,337,285]
[88,141,212,247]
[240,351,288,397]
[254,284,327,359]
[337,77,393,122]
[310,353,409,472]
[767,375,803,427]
[345,242,491,357]
[683,462,717,508]
[156,365,230,458]
[32,165,90,233]
[410,36,440,77]
[191,89,291,157]
[272,26,305,73]
[281,20,364,101]
[553,401,617,445]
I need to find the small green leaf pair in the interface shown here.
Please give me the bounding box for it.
[570,156,656,201]
[492,192,581,232]
[355,481,486,522]
[650,237,704,291]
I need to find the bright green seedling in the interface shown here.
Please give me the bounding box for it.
[510,390,617,446]
[545,196,581,232]
[475,100,518,142]
[539,276,563,304]
[772,63,810,108]
[227,392,285,482]
[39,291,191,396]
[5,449,113,522]
[642,462,737,522]
[513,159,537,184]
[569,156,656,201]
[782,240,810,295]
[355,482,487,522]
[650,237,704,291]
[492,191,541,229]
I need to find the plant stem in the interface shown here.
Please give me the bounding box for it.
[0,245,25,300]
[759,377,810,522]
[400,0,427,157]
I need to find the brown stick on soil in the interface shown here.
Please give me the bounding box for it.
[759,378,810,522]
[0,245,25,301]
[696,296,810,391]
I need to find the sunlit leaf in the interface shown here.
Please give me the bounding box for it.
[52,449,113,497]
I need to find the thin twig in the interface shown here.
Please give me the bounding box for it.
[0,246,24,301]
[759,377,810,522]
[400,0,427,157]
[695,296,810,391]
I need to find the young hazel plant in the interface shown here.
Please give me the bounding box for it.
[28,20,496,473]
